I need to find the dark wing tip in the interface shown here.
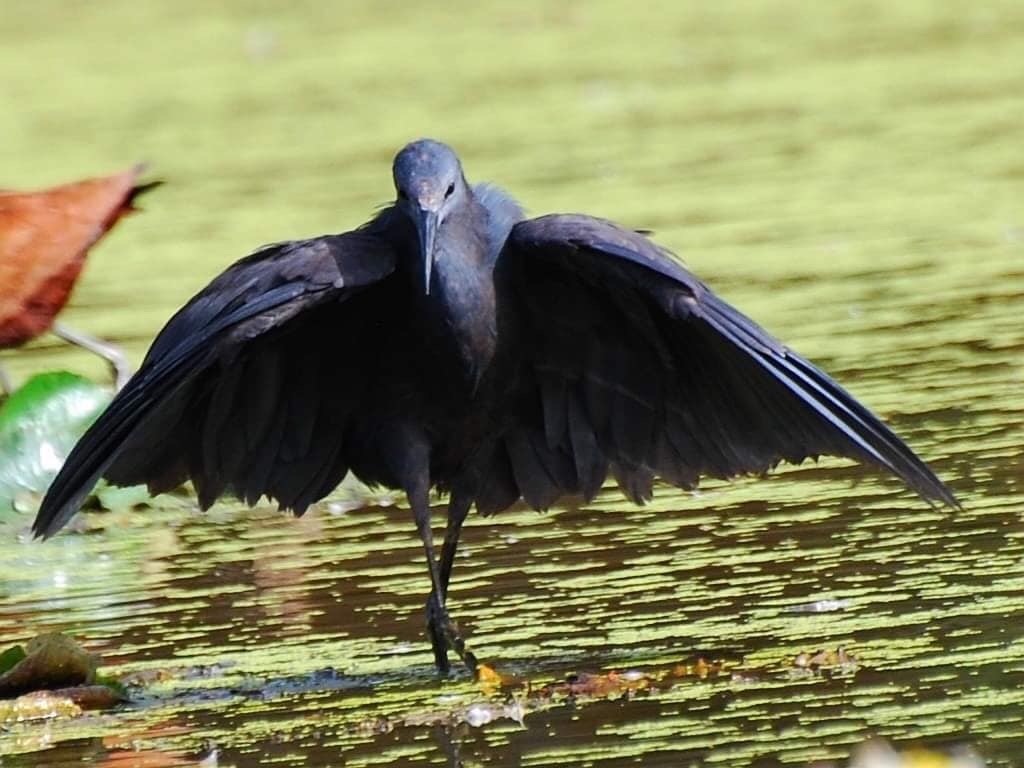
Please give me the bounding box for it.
[31,465,99,539]
[31,504,72,540]
[508,214,961,511]
[700,294,961,510]
[31,232,398,540]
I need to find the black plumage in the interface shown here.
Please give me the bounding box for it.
[33,139,958,674]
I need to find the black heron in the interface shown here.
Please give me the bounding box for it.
[33,139,958,675]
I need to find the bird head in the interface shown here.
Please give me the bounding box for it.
[393,139,468,294]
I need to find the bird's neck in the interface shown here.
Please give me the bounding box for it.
[428,207,497,388]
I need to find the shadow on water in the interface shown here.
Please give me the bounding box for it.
[2,439,1022,767]
[1,0,1023,765]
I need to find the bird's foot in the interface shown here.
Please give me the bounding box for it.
[110,353,131,391]
[51,322,132,391]
[0,362,12,397]
[425,594,477,678]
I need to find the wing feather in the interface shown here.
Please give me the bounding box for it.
[32,232,395,537]
[484,213,958,513]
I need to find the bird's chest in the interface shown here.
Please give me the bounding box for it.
[423,254,498,390]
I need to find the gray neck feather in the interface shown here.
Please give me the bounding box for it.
[429,187,520,386]
[472,183,525,264]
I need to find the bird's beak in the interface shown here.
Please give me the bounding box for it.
[414,207,440,295]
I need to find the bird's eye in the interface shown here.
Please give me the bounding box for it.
[398,189,408,201]
[444,183,455,198]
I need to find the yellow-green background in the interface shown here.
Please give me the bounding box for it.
[1,2,1022,766]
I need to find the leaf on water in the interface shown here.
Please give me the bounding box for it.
[50,684,126,710]
[0,372,109,514]
[0,644,27,675]
[0,371,150,517]
[0,632,98,698]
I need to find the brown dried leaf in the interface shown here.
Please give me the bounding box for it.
[52,684,126,710]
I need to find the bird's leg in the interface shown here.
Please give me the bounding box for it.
[410,483,451,673]
[0,362,12,397]
[425,493,473,674]
[51,321,131,390]
[410,482,476,676]
[439,493,471,599]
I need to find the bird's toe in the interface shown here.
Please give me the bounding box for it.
[424,595,477,677]
[425,595,451,674]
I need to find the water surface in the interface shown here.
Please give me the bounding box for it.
[0,1,1021,765]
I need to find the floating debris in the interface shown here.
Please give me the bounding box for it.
[0,690,82,723]
[786,599,851,614]
[845,738,984,768]
[475,661,507,689]
[354,657,726,734]
[793,646,858,672]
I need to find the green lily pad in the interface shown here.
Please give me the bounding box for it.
[0,372,149,518]
[0,645,27,676]
[0,371,108,435]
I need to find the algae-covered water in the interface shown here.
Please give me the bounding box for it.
[1,1,1022,765]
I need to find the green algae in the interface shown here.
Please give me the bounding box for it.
[0,1,1022,766]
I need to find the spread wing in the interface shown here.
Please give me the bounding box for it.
[473,214,957,514]
[33,232,397,537]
